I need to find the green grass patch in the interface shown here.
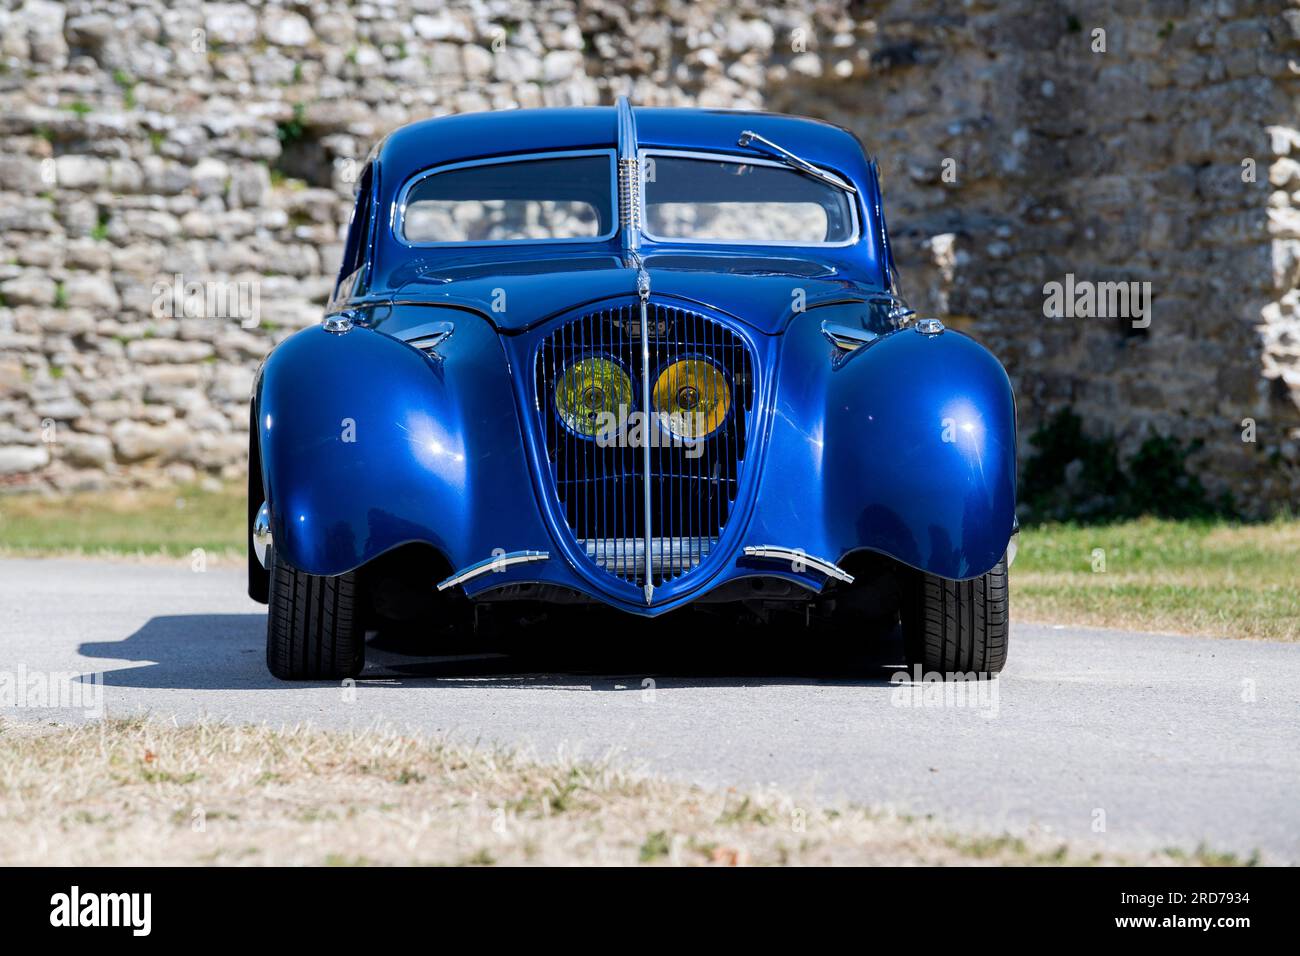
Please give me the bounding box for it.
[1015,518,1300,640]
[112,69,137,109]
[1161,842,1260,867]
[0,484,244,558]
[638,830,671,862]
[1,483,1295,641]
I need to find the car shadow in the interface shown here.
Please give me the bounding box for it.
[77,612,906,691]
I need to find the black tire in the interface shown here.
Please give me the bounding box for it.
[265,550,365,680]
[901,556,1008,676]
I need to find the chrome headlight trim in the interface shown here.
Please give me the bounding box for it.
[253,501,273,568]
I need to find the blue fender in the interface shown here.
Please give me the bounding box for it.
[254,318,551,577]
[256,307,1014,594]
[749,312,1016,580]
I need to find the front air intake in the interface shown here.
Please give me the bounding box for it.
[534,301,755,593]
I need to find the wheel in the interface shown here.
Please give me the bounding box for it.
[901,555,1008,676]
[265,549,365,680]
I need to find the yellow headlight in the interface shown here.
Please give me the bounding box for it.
[554,357,633,438]
[652,359,731,440]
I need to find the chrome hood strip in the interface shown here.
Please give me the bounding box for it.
[637,265,654,604]
[616,94,642,254]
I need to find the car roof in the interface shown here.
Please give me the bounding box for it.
[363,105,887,296]
[375,106,872,189]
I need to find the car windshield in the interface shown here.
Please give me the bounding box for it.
[401,153,616,244]
[644,154,856,244]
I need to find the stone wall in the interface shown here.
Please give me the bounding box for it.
[0,0,1297,513]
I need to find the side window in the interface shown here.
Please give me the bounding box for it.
[334,163,374,303]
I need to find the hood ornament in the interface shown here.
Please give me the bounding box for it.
[323,311,354,334]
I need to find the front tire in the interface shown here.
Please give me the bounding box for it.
[266,550,365,680]
[901,556,1008,676]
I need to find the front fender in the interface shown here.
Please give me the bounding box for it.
[750,314,1016,580]
[254,319,550,577]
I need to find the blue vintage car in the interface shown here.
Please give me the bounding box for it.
[249,98,1018,680]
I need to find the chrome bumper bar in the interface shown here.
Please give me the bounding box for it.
[742,545,854,583]
[436,550,550,592]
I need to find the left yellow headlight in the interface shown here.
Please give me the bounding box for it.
[555,357,633,438]
[652,359,731,440]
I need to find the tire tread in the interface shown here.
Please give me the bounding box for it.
[903,556,1008,676]
[266,551,364,680]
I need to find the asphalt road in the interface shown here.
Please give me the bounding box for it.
[2,557,1297,862]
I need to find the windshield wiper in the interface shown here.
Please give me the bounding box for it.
[737,130,857,194]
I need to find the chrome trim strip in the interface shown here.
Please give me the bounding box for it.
[398,319,455,343]
[820,320,877,351]
[742,545,855,584]
[393,149,620,249]
[637,267,654,605]
[617,95,642,252]
[253,502,272,569]
[436,550,550,592]
[402,319,455,354]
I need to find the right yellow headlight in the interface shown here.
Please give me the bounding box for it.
[652,359,731,440]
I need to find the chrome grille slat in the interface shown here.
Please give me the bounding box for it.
[535,301,755,593]
[580,536,715,576]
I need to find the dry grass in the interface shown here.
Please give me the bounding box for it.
[0,718,1244,867]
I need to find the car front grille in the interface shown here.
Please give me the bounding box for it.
[534,300,754,594]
